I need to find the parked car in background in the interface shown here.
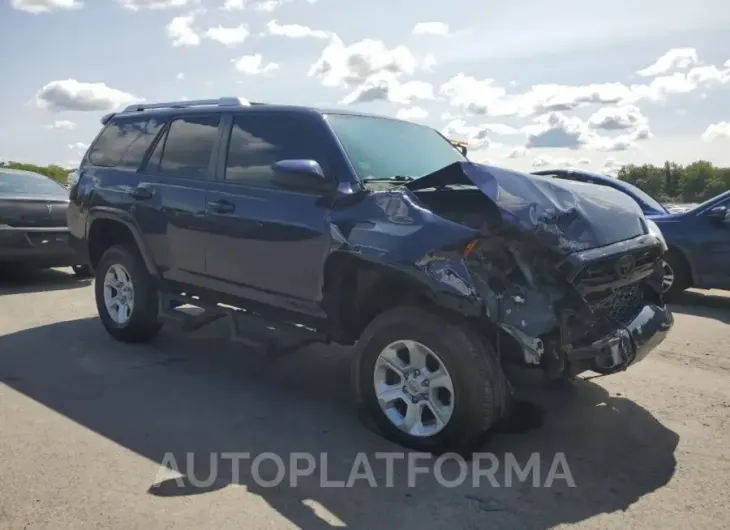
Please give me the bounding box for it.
[531,168,669,217]
[0,167,91,276]
[647,190,730,299]
[67,97,673,453]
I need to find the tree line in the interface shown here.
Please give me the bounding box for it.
[617,161,730,203]
[1,161,73,184]
[2,159,728,204]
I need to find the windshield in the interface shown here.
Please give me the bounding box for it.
[326,114,466,181]
[618,180,667,213]
[0,170,68,196]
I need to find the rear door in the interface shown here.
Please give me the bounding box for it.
[203,111,335,319]
[134,113,223,286]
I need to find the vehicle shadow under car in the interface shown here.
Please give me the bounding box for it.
[0,266,91,296]
[0,316,679,529]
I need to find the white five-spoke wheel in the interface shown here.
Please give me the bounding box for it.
[373,340,455,437]
[353,306,509,454]
[661,260,674,293]
[103,264,135,325]
[95,244,161,343]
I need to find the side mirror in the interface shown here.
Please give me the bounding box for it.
[271,159,330,192]
[459,145,468,157]
[706,205,729,223]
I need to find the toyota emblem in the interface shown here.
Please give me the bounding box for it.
[615,254,636,278]
[47,205,53,214]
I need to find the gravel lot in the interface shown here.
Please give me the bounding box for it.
[1,268,729,530]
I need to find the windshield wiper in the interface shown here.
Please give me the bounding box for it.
[362,175,415,183]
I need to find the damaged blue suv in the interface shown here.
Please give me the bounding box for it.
[67,97,673,453]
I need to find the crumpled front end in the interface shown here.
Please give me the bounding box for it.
[462,232,673,376]
[406,162,674,376]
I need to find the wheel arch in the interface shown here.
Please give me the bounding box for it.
[322,251,485,344]
[665,243,695,287]
[87,210,158,277]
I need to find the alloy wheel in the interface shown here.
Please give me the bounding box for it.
[372,340,455,437]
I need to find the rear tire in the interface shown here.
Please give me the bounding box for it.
[662,250,689,301]
[352,306,510,455]
[95,244,161,343]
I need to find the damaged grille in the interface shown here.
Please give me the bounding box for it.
[575,249,657,285]
[582,283,644,342]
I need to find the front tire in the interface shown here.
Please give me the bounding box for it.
[352,306,510,455]
[95,244,161,343]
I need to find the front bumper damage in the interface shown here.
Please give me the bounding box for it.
[463,233,674,377]
[568,303,673,373]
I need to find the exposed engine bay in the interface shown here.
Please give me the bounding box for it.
[401,162,673,378]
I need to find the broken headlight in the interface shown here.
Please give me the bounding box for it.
[646,219,668,253]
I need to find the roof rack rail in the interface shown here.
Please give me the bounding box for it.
[121,97,251,113]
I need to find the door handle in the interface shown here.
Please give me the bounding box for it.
[207,199,235,214]
[129,184,154,200]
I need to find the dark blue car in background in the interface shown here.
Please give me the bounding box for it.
[648,190,730,298]
[532,168,730,299]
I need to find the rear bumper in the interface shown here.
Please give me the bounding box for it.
[0,226,84,266]
[568,303,674,371]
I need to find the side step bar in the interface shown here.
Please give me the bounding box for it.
[157,293,328,356]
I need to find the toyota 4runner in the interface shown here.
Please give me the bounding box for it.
[67,97,674,454]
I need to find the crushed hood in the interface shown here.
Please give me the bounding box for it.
[406,162,647,254]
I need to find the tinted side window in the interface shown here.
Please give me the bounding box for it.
[149,115,221,179]
[224,113,328,186]
[87,116,164,169]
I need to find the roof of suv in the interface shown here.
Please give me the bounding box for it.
[104,97,411,125]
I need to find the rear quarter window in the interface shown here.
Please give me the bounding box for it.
[86,116,165,169]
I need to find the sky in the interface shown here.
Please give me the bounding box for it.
[1,0,730,175]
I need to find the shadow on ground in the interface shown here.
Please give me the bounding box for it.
[0,266,91,296]
[669,289,730,325]
[0,317,679,529]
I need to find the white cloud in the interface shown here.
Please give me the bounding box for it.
[11,0,82,13]
[204,24,249,46]
[309,36,436,105]
[68,142,89,151]
[340,74,434,105]
[525,112,591,150]
[412,22,450,36]
[254,0,286,11]
[440,50,730,120]
[42,120,76,130]
[637,48,699,77]
[309,36,417,88]
[167,13,200,47]
[531,155,591,168]
[176,72,184,80]
[233,54,279,75]
[507,147,527,158]
[441,119,512,150]
[266,20,330,39]
[396,106,428,121]
[588,105,648,130]
[34,79,141,112]
[701,122,730,142]
[221,0,244,9]
[422,53,437,72]
[524,111,650,152]
[117,0,195,9]
[603,157,624,175]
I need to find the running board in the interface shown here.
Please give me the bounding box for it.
[157,293,328,356]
